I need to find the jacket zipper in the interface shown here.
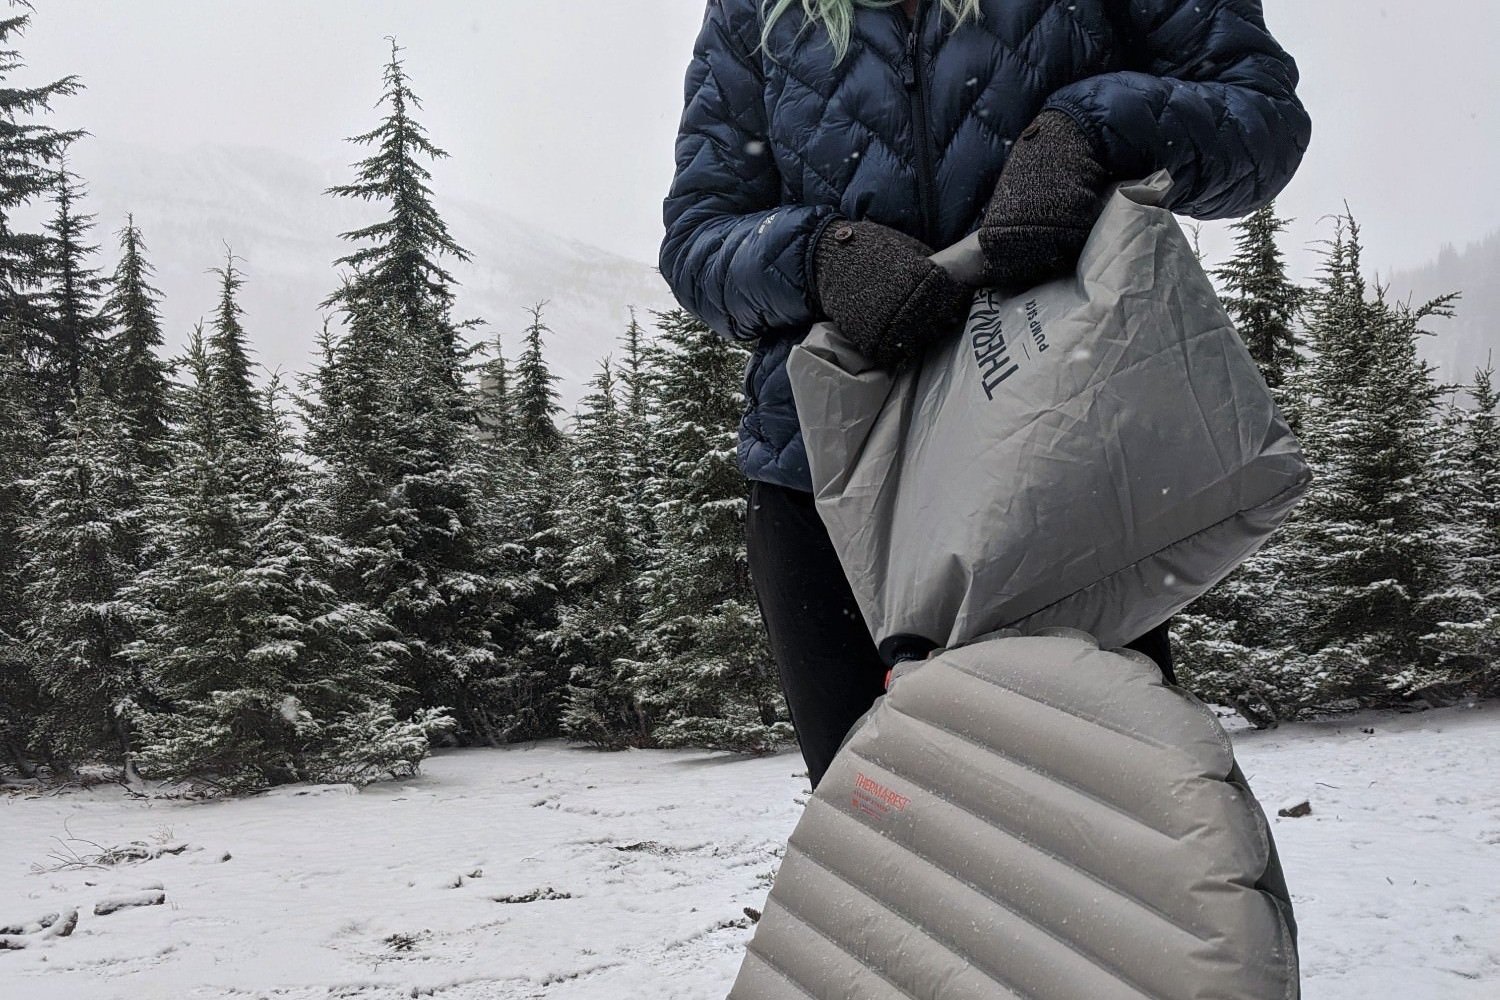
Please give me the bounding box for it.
[900,1,939,247]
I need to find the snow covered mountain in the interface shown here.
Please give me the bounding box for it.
[1388,229,1500,389]
[65,140,678,412]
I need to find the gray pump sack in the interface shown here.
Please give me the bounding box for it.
[787,173,1311,652]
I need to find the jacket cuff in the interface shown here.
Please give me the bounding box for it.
[803,209,845,318]
[1038,97,1109,161]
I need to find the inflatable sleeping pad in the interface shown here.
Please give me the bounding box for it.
[728,630,1298,999]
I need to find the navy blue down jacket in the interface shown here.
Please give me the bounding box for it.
[659,0,1311,492]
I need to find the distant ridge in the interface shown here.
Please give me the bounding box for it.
[1387,228,1500,390]
[62,139,678,411]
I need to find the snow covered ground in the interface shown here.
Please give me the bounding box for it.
[2,702,1497,1000]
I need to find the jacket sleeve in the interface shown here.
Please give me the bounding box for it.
[659,0,840,342]
[1044,0,1312,220]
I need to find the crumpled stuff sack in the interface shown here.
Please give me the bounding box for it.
[727,631,1300,1000]
[787,173,1311,652]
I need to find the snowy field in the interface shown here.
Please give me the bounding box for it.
[2,702,1498,1000]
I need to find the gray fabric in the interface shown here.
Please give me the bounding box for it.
[813,219,974,371]
[728,631,1300,1000]
[787,173,1311,651]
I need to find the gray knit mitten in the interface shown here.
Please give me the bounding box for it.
[977,109,1111,290]
[812,219,973,370]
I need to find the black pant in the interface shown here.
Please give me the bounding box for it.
[746,479,1176,789]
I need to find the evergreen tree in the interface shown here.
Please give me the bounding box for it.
[626,310,790,753]
[474,304,570,741]
[103,216,172,463]
[513,303,564,458]
[618,308,658,548]
[1465,364,1500,616]
[1293,218,1368,413]
[35,156,110,428]
[20,370,140,766]
[206,248,268,443]
[1214,203,1304,394]
[555,361,650,748]
[126,325,258,752]
[0,318,43,771]
[0,12,82,350]
[307,42,506,743]
[1414,365,1500,696]
[472,328,548,722]
[620,308,651,430]
[325,38,470,358]
[131,333,446,792]
[553,314,661,746]
[476,330,513,447]
[303,292,502,743]
[1282,215,1455,705]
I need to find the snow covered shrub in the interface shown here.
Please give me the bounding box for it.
[293,705,455,785]
[1172,617,1307,729]
[130,694,454,794]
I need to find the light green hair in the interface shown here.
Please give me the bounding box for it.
[760,0,984,65]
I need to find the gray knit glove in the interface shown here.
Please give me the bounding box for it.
[977,110,1112,290]
[812,219,973,370]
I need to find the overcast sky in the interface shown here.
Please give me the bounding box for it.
[20,1,1500,281]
